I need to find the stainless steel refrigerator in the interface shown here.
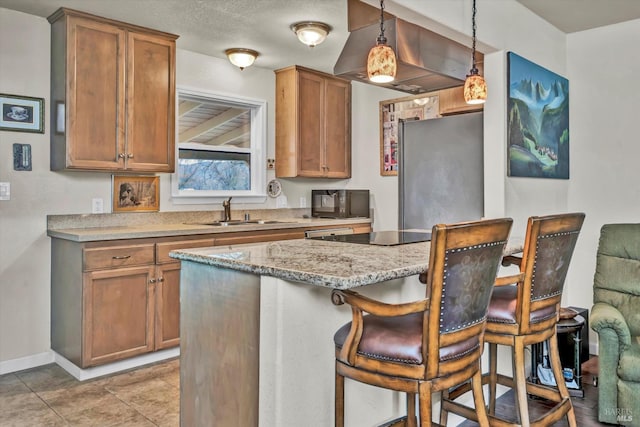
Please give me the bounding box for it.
[398,112,484,230]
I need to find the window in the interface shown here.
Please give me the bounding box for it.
[171,87,266,203]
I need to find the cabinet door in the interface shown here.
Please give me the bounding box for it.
[155,263,181,350]
[83,266,155,367]
[65,16,126,170]
[297,70,325,177]
[126,31,176,172]
[324,78,351,178]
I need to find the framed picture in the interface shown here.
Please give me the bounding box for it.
[507,52,569,179]
[112,175,160,212]
[0,94,45,133]
[379,94,440,176]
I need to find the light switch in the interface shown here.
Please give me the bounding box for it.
[0,182,10,200]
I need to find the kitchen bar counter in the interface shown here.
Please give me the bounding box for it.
[172,237,523,426]
[170,238,429,289]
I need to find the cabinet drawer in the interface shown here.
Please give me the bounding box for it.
[156,238,215,264]
[83,244,155,271]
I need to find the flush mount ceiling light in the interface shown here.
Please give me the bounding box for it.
[367,0,397,83]
[225,48,259,70]
[463,0,487,104]
[291,21,331,47]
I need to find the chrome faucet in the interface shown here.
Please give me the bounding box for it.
[222,197,232,222]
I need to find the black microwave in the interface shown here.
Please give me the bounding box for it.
[311,190,370,219]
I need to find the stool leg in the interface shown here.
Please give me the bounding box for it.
[439,388,449,426]
[336,368,345,427]
[406,392,417,427]
[548,332,577,427]
[488,342,498,415]
[513,337,531,426]
[418,382,432,427]
[472,369,490,427]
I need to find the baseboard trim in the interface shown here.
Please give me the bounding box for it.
[0,351,55,375]
[54,347,180,381]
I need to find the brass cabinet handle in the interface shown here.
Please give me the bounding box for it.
[118,153,126,159]
[112,255,131,260]
[157,277,164,282]
[127,153,134,159]
[149,278,157,283]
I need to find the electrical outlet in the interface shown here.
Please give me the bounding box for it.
[0,182,10,201]
[276,194,288,208]
[267,158,275,169]
[92,198,104,214]
[299,196,307,208]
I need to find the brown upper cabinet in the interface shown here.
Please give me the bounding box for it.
[48,8,178,172]
[275,65,352,178]
[438,86,484,116]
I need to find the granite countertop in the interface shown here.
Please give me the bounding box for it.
[46,211,371,242]
[171,235,525,290]
[170,238,432,289]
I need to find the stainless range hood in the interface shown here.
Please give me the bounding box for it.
[334,17,481,95]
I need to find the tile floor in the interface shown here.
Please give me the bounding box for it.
[0,358,179,427]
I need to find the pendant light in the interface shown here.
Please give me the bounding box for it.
[463,0,487,104]
[367,0,396,83]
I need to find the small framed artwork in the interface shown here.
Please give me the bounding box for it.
[0,94,45,133]
[379,94,440,176]
[112,175,160,213]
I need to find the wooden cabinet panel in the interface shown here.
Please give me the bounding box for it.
[48,8,177,172]
[155,263,181,350]
[83,266,155,367]
[275,65,352,178]
[438,86,483,116]
[156,238,215,264]
[214,229,305,246]
[324,78,351,177]
[83,243,155,271]
[126,31,176,172]
[298,71,324,176]
[63,16,125,170]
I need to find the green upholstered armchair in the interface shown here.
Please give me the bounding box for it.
[591,223,640,426]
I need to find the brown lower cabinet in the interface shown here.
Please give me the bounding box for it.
[51,223,371,368]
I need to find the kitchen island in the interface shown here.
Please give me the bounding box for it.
[170,236,522,427]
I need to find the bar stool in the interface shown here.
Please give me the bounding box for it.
[441,212,585,426]
[332,218,513,426]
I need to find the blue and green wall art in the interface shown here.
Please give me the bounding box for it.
[507,52,569,179]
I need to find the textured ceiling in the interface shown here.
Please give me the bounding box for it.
[514,0,640,33]
[2,0,640,74]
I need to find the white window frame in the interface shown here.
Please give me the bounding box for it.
[171,86,267,204]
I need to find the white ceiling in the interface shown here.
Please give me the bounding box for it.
[1,0,640,74]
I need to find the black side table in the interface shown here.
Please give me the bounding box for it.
[530,314,585,398]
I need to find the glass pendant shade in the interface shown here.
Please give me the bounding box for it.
[367,43,397,83]
[464,72,487,104]
[225,48,259,70]
[291,22,331,47]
